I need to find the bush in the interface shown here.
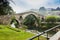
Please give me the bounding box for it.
[23,14,41,29]
[11,16,16,20]
[21,25,28,30]
[56,16,60,22]
[45,16,57,29]
[45,16,57,22]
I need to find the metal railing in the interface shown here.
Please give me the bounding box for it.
[29,25,60,40]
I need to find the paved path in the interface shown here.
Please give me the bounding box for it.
[49,31,60,40]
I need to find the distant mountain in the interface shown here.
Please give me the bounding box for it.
[39,7,46,11]
[51,7,60,11]
[29,7,60,16]
[56,7,60,10]
[30,7,60,12]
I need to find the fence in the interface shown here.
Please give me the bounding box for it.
[29,25,60,40]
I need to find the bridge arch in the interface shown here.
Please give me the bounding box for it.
[22,12,39,19]
[10,18,19,28]
[23,14,40,27]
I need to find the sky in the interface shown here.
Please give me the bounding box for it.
[10,0,60,13]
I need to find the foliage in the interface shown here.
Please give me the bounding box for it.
[33,36,47,40]
[11,16,16,20]
[23,14,40,29]
[45,16,57,22]
[0,0,14,15]
[0,25,34,40]
[45,16,57,29]
[11,16,19,28]
[21,25,28,30]
[56,16,60,22]
[45,23,55,29]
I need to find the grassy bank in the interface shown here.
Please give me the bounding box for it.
[0,25,34,40]
[0,25,47,40]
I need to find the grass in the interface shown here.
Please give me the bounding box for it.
[0,25,47,40]
[33,36,47,40]
[0,25,34,40]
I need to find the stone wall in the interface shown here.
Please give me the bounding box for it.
[0,15,12,25]
[0,11,41,25]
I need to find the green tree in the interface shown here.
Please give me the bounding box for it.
[0,0,14,15]
[45,16,57,29]
[23,14,40,29]
[56,17,60,22]
[45,16,56,23]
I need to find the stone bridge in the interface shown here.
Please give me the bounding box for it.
[0,11,42,25]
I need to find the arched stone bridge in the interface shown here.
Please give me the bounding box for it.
[0,11,42,25]
[14,11,41,21]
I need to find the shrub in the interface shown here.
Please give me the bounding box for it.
[56,16,60,22]
[45,16,57,22]
[45,16,57,29]
[11,16,16,20]
[21,25,28,30]
[23,14,41,29]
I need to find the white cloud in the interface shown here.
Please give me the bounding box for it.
[10,5,28,13]
[21,0,49,8]
[10,0,60,13]
[26,0,48,5]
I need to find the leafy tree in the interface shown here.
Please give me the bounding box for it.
[45,16,56,23]
[56,17,60,22]
[23,14,40,29]
[0,0,14,15]
[45,16,57,29]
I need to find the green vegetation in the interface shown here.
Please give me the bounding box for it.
[45,16,57,22]
[41,16,58,29]
[0,25,47,40]
[23,14,40,29]
[0,0,14,15]
[45,16,60,22]
[56,16,60,22]
[0,25,34,40]
[0,1,60,40]
[10,16,19,28]
[22,15,59,31]
[0,13,59,40]
[33,36,47,40]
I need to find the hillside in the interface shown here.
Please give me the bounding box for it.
[0,25,34,40]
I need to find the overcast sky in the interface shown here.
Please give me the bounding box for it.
[10,0,60,13]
